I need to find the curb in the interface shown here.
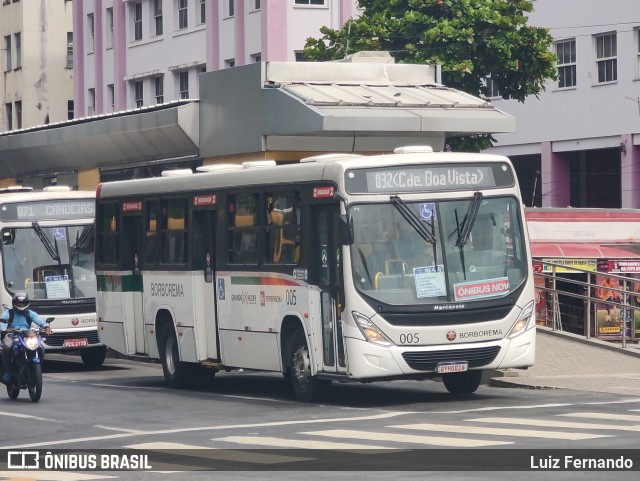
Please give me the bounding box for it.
[536,326,640,358]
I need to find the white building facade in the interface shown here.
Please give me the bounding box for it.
[487,0,640,209]
[73,0,360,117]
[0,0,74,132]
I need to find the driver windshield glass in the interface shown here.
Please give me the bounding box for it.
[350,196,526,305]
[1,225,96,300]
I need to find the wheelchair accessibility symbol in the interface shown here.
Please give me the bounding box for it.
[419,203,435,220]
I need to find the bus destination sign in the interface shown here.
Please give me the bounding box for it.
[1,200,95,221]
[345,163,513,194]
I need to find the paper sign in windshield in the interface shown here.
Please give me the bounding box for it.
[45,275,71,299]
[454,277,510,301]
[414,265,446,298]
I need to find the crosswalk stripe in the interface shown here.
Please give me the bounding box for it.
[390,423,608,440]
[559,412,640,422]
[213,436,394,451]
[0,471,115,481]
[301,429,511,447]
[126,442,311,465]
[468,417,640,432]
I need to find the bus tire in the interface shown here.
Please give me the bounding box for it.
[287,328,329,402]
[80,346,107,369]
[159,325,189,389]
[442,369,483,394]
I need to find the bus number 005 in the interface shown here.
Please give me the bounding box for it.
[400,333,419,344]
[285,290,297,306]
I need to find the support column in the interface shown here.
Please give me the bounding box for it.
[620,134,640,208]
[541,141,570,207]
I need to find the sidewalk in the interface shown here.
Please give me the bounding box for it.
[490,327,640,396]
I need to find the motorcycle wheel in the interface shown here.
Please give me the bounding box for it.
[6,382,19,400]
[28,363,42,402]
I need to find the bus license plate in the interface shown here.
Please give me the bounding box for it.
[63,338,88,348]
[436,362,468,374]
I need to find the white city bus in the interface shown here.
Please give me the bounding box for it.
[95,146,535,400]
[0,186,105,368]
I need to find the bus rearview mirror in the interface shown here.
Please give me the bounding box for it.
[338,215,354,246]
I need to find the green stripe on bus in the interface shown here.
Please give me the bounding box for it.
[96,274,143,292]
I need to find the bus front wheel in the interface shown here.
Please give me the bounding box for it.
[287,328,329,402]
[81,346,107,369]
[442,369,483,394]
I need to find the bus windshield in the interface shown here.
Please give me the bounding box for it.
[1,224,96,300]
[350,196,527,306]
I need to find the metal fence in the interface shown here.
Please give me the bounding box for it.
[534,260,640,348]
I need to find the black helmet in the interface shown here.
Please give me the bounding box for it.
[12,292,30,311]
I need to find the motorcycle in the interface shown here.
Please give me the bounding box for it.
[2,321,51,402]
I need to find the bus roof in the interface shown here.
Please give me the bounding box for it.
[0,189,95,204]
[96,149,512,199]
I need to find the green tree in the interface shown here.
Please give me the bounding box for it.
[303,0,557,151]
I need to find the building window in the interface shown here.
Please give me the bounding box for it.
[155,76,164,104]
[179,71,189,99]
[13,33,20,69]
[87,14,95,53]
[595,32,617,84]
[14,100,21,129]
[66,32,74,68]
[254,0,261,10]
[4,35,11,71]
[225,58,235,68]
[178,0,188,29]
[134,80,144,107]
[107,84,115,112]
[88,88,96,115]
[294,0,325,5]
[5,103,12,131]
[556,39,576,88]
[636,29,640,80]
[484,77,500,98]
[251,53,261,63]
[199,0,205,24]
[227,0,234,17]
[67,100,74,120]
[133,2,143,41]
[295,51,307,62]
[154,0,163,36]
[106,8,114,48]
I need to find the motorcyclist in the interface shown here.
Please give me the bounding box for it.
[1,293,52,384]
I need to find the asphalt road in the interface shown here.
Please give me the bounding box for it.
[0,352,639,481]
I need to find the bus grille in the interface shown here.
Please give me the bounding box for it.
[43,331,101,348]
[401,346,501,371]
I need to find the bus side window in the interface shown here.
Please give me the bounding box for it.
[162,198,187,264]
[97,203,119,265]
[228,192,260,264]
[145,200,160,265]
[268,191,299,264]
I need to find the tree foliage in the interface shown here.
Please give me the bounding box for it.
[303,0,557,151]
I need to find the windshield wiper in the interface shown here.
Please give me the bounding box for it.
[76,223,94,250]
[390,195,437,245]
[32,221,61,264]
[456,192,483,248]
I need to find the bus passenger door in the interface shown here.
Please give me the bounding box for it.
[121,215,145,355]
[193,209,220,360]
[312,204,347,374]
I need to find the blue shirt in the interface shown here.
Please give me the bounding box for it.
[0,309,48,332]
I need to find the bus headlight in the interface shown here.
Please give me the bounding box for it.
[352,312,394,347]
[507,301,536,339]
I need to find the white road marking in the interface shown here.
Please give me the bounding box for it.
[390,423,608,440]
[0,412,59,422]
[0,471,115,481]
[126,442,311,464]
[468,417,640,432]
[212,436,395,451]
[559,412,640,422]
[0,412,409,450]
[301,429,512,447]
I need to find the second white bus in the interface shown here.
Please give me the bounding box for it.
[95,147,536,400]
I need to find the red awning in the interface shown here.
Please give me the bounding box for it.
[530,242,640,259]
